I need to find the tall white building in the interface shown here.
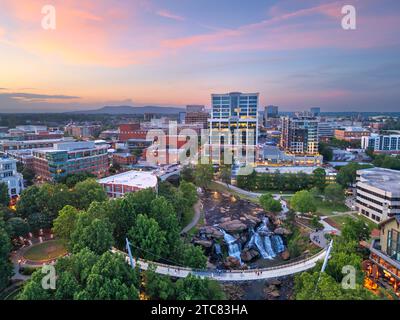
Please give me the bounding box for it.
[208,92,259,164]
[0,157,24,198]
[356,168,400,223]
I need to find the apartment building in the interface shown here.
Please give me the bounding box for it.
[362,134,400,154]
[280,115,319,155]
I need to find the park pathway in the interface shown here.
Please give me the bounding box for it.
[181,200,203,235]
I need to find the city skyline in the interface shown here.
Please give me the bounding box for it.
[1,0,400,113]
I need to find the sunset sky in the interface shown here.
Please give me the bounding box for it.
[1,0,400,113]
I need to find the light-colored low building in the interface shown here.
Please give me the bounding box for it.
[355,168,400,223]
[98,170,158,198]
[0,157,24,199]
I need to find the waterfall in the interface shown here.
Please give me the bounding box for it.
[219,229,242,263]
[263,236,276,259]
[271,235,285,253]
[246,216,285,260]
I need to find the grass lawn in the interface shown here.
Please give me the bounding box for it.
[314,199,349,216]
[326,215,351,229]
[23,240,67,262]
[351,212,378,230]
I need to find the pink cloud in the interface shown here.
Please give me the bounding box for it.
[156,10,185,21]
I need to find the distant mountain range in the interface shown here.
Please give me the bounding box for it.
[65,105,185,115]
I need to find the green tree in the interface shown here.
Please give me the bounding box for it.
[220,164,232,185]
[318,142,333,161]
[145,266,175,300]
[194,164,214,189]
[71,215,114,255]
[313,168,326,191]
[21,167,36,186]
[175,275,226,300]
[336,163,373,188]
[73,179,107,210]
[179,244,207,269]
[16,185,41,219]
[57,172,96,188]
[18,271,52,300]
[236,170,257,191]
[324,183,344,204]
[259,193,282,214]
[19,249,139,300]
[0,224,13,291]
[7,217,30,238]
[0,182,10,206]
[53,205,80,245]
[341,217,371,242]
[295,272,346,300]
[179,181,198,207]
[149,197,180,257]
[128,214,167,261]
[290,190,317,214]
[180,166,195,183]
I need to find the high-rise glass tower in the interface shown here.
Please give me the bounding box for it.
[208,92,259,164]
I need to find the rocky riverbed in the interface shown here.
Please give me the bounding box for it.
[192,191,292,269]
[222,276,295,300]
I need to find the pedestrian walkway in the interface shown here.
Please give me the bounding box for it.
[181,200,203,234]
[112,248,327,281]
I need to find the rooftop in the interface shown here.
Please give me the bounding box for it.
[98,170,158,189]
[357,167,400,195]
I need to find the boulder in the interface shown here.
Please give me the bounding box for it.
[269,279,282,286]
[281,249,290,260]
[274,227,292,236]
[240,249,260,262]
[200,226,224,239]
[219,220,247,233]
[223,256,241,269]
[193,239,213,248]
[268,290,281,299]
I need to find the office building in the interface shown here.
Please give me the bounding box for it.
[318,122,338,141]
[32,141,109,181]
[355,168,400,223]
[334,127,370,142]
[263,105,279,127]
[0,137,74,152]
[64,124,101,139]
[280,115,319,155]
[0,157,24,199]
[362,134,400,154]
[208,92,259,164]
[98,170,158,198]
[185,105,208,128]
